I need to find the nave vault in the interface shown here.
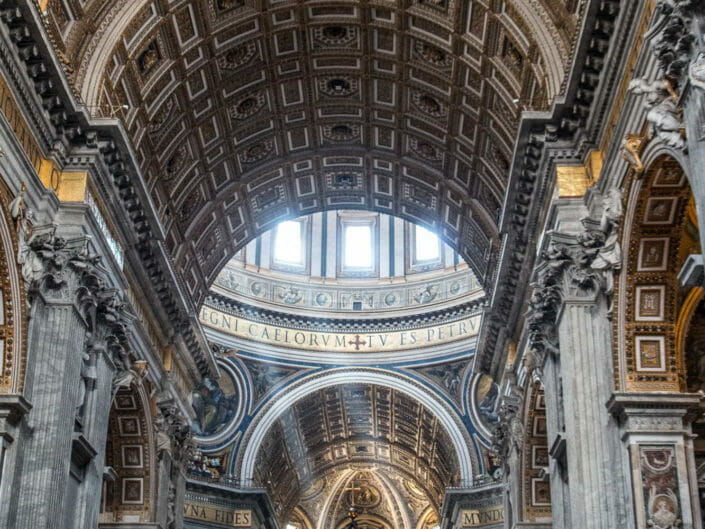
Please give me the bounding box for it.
[1,2,705,529]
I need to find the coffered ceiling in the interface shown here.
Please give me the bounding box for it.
[46,0,584,304]
[252,384,459,521]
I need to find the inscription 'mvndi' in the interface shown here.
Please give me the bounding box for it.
[459,507,504,527]
[200,306,480,352]
[184,502,252,527]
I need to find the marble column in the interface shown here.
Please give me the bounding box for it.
[525,196,630,529]
[609,393,703,529]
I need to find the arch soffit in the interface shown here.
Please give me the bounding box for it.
[0,181,25,394]
[107,382,158,521]
[616,153,698,391]
[173,151,500,303]
[237,369,475,488]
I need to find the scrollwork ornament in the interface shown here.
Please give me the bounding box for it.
[622,134,647,174]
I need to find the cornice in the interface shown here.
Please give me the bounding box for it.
[0,0,216,377]
[476,0,634,376]
[204,292,485,334]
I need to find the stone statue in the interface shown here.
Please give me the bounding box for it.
[76,349,97,420]
[629,78,685,150]
[278,286,302,304]
[113,359,148,394]
[154,413,173,457]
[9,183,35,280]
[589,188,623,301]
[190,378,237,436]
[478,381,500,424]
[166,482,177,529]
[414,284,439,304]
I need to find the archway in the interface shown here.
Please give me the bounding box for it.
[616,153,701,391]
[41,0,582,306]
[238,369,474,489]
[247,380,465,529]
[0,180,26,395]
[100,385,156,526]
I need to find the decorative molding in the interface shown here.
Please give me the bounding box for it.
[524,189,623,377]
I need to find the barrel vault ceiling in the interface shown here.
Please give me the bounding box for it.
[252,384,459,523]
[45,0,584,305]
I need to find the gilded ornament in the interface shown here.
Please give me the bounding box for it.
[622,134,647,174]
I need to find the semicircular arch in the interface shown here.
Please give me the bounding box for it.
[236,368,475,488]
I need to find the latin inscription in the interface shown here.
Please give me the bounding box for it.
[459,507,504,528]
[184,502,252,527]
[200,306,480,352]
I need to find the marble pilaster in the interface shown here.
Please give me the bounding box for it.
[11,278,90,528]
[7,230,130,529]
[555,291,630,529]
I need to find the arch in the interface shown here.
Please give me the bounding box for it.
[45,2,581,307]
[0,180,26,394]
[173,155,499,306]
[77,0,153,107]
[518,381,550,523]
[615,153,700,391]
[289,506,315,529]
[415,506,441,529]
[323,470,409,529]
[237,369,474,488]
[100,383,157,524]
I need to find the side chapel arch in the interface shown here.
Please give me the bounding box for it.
[100,384,157,525]
[616,152,700,391]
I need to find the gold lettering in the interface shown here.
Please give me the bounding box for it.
[184,502,253,527]
[200,311,481,352]
[459,507,504,528]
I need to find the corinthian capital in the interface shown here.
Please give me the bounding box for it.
[22,226,131,365]
[525,188,623,362]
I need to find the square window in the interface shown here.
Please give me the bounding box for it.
[337,213,379,277]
